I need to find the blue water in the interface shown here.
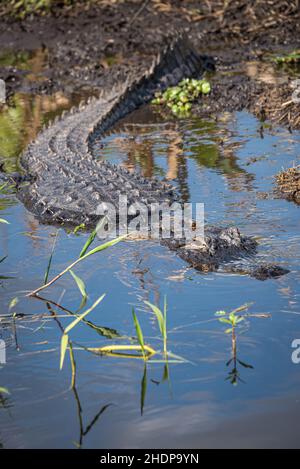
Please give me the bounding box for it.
[1,107,300,448]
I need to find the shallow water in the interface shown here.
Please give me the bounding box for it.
[1,58,300,448]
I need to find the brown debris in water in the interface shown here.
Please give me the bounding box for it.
[276,166,300,203]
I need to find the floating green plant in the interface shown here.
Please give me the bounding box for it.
[151,78,211,117]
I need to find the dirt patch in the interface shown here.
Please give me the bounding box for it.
[276,166,300,204]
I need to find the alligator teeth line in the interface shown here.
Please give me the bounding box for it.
[16,34,289,280]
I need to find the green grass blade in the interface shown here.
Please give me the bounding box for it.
[218,317,232,325]
[79,234,127,262]
[60,333,69,370]
[70,269,88,311]
[0,387,9,394]
[144,300,164,335]
[132,308,145,359]
[0,218,9,224]
[73,223,85,235]
[79,217,106,258]
[64,294,106,334]
[44,230,58,285]
[9,297,18,311]
[163,295,167,352]
[140,365,147,415]
[70,270,87,299]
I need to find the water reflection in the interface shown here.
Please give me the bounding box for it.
[225,332,254,386]
[1,47,300,446]
[101,111,255,202]
[68,344,112,449]
[0,92,71,172]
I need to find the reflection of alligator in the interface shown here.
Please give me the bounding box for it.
[14,34,288,280]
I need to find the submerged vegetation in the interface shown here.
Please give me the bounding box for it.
[151,78,211,117]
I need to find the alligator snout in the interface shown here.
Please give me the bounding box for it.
[250,264,290,280]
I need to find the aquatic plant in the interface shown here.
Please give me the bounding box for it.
[215,303,249,336]
[60,294,106,370]
[92,308,157,360]
[0,387,9,395]
[272,50,300,64]
[27,218,127,297]
[151,78,211,117]
[215,303,271,385]
[144,297,168,356]
[132,307,146,359]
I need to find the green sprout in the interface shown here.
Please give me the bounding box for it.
[272,51,300,65]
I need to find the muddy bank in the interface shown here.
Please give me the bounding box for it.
[0,0,299,128]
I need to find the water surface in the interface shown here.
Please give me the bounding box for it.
[1,62,300,448]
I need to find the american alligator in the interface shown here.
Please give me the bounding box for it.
[12,33,288,280]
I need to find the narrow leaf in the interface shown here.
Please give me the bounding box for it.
[218,317,232,324]
[237,359,254,369]
[73,223,85,235]
[132,308,145,358]
[235,316,245,324]
[64,294,106,334]
[0,218,9,224]
[79,234,127,262]
[44,231,58,285]
[140,365,147,415]
[229,312,236,323]
[9,297,18,311]
[0,387,9,394]
[70,270,87,299]
[79,217,106,258]
[144,301,164,335]
[60,333,69,370]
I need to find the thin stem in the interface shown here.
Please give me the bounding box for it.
[69,341,76,390]
[27,256,82,297]
[27,234,127,297]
